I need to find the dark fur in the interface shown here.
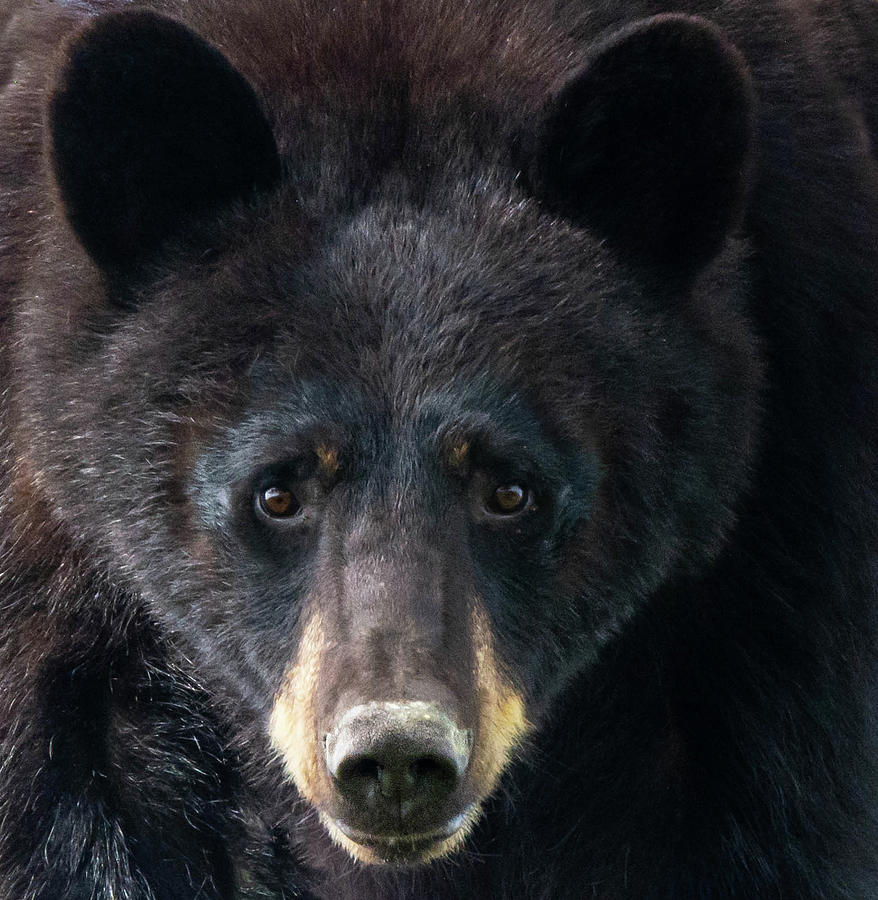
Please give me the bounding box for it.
[1,1,876,897]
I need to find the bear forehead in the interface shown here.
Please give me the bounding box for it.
[200,376,574,471]
[133,185,621,400]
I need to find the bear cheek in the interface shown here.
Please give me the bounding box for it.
[268,606,329,810]
[467,602,530,801]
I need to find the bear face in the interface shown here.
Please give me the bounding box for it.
[14,8,768,871]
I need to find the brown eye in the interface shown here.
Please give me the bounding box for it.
[257,486,300,519]
[486,483,532,516]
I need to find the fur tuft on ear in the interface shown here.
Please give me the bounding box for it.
[48,10,281,271]
[536,14,754,274]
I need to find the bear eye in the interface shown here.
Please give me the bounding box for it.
[257,485,301,519]
[485,483,533,516]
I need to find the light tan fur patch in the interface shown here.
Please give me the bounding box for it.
[447,439,470,470]
[469,602,530,794]
[316,444,340,479]
[269,609,326,807]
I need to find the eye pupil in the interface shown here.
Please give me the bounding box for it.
[259,486,299,518]
[489,484,529,515]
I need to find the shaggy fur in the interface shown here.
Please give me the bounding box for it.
[1,1,876,898]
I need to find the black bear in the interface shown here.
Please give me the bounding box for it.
[1,1,876,897]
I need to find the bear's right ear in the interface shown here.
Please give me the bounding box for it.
[534,14,754,276]
[48,11,281,272]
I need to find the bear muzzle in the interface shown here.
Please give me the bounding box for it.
[324,700,473,856]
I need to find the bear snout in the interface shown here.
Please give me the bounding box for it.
[325,700,472,838]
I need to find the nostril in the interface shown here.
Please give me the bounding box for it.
[337,756,383,785]
[411,755,458,789]
[334,751,459,804]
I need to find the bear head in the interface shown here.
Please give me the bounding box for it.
[23,8,762,865]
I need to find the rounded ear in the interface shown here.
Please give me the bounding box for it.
[535,14,754,275]
[48,10,281,271]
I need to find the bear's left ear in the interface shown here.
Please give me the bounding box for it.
[48,10,281,272]
[535,14,754,275]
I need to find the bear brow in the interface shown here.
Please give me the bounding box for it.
[434,417,563,482]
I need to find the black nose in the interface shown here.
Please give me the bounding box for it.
[325,701,471,830]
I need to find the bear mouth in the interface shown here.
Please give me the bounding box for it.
[332,808,475,865]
